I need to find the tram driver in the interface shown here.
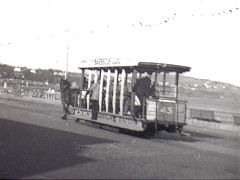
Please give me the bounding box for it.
[132,73,155,118]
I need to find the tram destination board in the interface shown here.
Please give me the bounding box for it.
[79,58,137,68]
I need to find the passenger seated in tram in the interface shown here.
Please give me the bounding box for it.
[101,80,107,111]
[115,79,131,115]
[108,79,116,113]
[81,77,89,108]
[122,81,131,115]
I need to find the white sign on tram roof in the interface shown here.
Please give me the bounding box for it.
[79,58,138,68]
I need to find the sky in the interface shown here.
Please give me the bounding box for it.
[0,0,240,86]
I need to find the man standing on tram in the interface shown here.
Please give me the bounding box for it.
[132,73,155,118]
[86,78,101,120]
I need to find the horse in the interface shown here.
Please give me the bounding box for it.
[60,78,80,120]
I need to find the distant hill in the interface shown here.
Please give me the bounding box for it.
[179,75,240,114]
[1,63,240,114]
[0,63,81,84]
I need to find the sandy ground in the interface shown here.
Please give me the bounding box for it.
[0,95,239,179]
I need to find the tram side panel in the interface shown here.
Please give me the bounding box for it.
[146,98,187,126]
[177,101,187,125]
[157,100,175,123]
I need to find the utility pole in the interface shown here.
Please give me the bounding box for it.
[64,28,70,80]
[65,43,69,80]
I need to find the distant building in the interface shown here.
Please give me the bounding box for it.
[14,67,21,72]
[204,82,212,89]
[54,71,65,76]
[14,67,23,78]
[30,69,36,73]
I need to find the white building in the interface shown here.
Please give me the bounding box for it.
[14,67,21,72]
[30,69,36,73]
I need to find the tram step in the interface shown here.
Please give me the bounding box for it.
[75,116,144,132]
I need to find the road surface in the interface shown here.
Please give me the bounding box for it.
[0,96,239,179]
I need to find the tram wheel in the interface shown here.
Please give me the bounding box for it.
[75,118,80,123]
[166,125,176,133]
[141,124,156,138]
[177,125,184,135]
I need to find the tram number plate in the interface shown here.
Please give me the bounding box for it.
[157,102,176,121]
[160,106,174,114]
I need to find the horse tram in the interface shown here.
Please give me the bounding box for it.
[68,58,191,136]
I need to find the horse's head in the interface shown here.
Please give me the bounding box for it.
[60,78,71,91]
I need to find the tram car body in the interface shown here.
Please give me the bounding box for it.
[73,59,191,134]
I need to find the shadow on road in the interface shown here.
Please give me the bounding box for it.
[184,130,222,139]
[0,118,117,179]
[151,130,222,143]
[119,129,222,143]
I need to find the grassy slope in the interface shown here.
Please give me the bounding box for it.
[179,75,240,114]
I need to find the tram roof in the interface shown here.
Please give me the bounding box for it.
[137,62,191,73]
[78,59,191,73]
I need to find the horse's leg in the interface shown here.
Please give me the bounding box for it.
[62,103,65,111]
[61,103,67,120]
[66,104,71,114]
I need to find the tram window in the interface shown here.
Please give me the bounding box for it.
[137,72,140,79]
[83,75,88,89]
[101,73,107,112]
[82,70,100,110]
[155,72,163,97]
[107,76,117,113]
[165,72,177,97]
[127,72,132,84]
[155,72,176,97]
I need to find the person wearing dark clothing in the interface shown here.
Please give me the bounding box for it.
[132,76,152,105]
[132,75,153,118]
[86,80,100,120]
[91,99,99,120]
